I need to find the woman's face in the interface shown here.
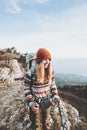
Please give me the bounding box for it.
[42,59,50,68]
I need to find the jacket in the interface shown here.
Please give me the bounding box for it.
[23,69,58,104]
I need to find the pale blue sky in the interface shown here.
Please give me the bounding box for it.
[0,0,87,58]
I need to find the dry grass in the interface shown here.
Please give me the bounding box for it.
[58,86,87,120]
[0,52,19,60]
[0,60,10,67]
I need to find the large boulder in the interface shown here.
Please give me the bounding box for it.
[0,59,24,86]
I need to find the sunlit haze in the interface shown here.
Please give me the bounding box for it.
[0,0,87,58]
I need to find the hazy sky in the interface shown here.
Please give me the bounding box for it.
[0,0,87,58]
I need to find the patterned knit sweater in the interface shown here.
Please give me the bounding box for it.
[23,69,58,103]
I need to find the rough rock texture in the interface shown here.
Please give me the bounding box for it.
[0,47,87,130]
[0,83,87,130]
[0,59,23,86]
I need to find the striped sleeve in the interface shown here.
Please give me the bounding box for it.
[23,70,33,102]
[50,71,58,97]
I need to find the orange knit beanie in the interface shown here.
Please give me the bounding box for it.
[36,48,51,63]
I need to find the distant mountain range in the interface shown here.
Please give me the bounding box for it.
[51,58,87,86]
[55,73,87,86]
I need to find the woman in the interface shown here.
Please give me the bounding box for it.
[24,48,60,130]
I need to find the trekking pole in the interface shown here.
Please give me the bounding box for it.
[54,98,65,130]
[33,125,36,130]
[58,105,65,130]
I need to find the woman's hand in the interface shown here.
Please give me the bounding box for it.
[31,102,39,113]
[52,95,60,106]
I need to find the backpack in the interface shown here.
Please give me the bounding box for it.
[25,52,36,96]
[26,52,36,71]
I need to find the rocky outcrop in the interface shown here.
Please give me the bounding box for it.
[0,47,87,130]
[0,84,86,130]
[0,47,25,86]
[0,59,24,86]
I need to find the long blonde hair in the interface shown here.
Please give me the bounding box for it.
[36,62,52,84]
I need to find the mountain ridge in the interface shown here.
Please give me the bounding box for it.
[55,73,87,86]
[0,47,87,130]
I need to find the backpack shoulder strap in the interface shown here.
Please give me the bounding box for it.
[30,68,36,95]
